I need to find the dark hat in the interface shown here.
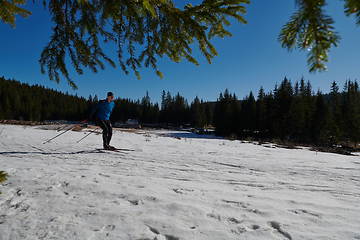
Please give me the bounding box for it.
[107,92,114,97]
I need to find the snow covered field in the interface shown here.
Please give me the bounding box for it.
[0,124,359,240]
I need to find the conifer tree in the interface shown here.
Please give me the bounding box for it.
[300,79,315,142]
[214,89,240,137]
[241,91,256,136]
[2,92,12,119]
[263,91,277,139]
[329,81,343,144]
[161,90,167,112]
[174,93,187,127]
[141,91,151,123]
[139,91,159,124]
[275,77,293,140]
[290,80,305,142]
[342,80,360,147]
[230,93,241,136]
[312,90,332,145]
[190,96,204,128]
[160,90,174,124]
[204,101,214,127]
[153,103,160,124]
[93,95,99,104]
[256,86,266,139]
[167,94,175,125]
[11,90,21,119]
[0,104,4,120]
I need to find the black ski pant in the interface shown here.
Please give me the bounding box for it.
[95,117,112,147]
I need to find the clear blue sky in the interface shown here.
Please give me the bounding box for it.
[1,0,360,105]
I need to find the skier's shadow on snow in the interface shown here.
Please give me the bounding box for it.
[0,150,101,156]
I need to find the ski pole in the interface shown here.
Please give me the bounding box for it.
[43,119,88,144]
[77,127,100,143]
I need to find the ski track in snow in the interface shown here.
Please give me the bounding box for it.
[0,124,360,240]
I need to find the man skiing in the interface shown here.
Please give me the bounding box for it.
[90,92,115,150]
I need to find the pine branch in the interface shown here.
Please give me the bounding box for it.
[0,0,31,27]
[36,0,249,88]
[278,0,341,73]
[343,0,360,26]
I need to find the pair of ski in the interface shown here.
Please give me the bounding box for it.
[95,147,139,154]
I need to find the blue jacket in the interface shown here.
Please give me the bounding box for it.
[91,100,115,121]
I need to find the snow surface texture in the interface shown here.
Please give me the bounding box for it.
[0,124,359,240]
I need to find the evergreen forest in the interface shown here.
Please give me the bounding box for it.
[1,76,359,148]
